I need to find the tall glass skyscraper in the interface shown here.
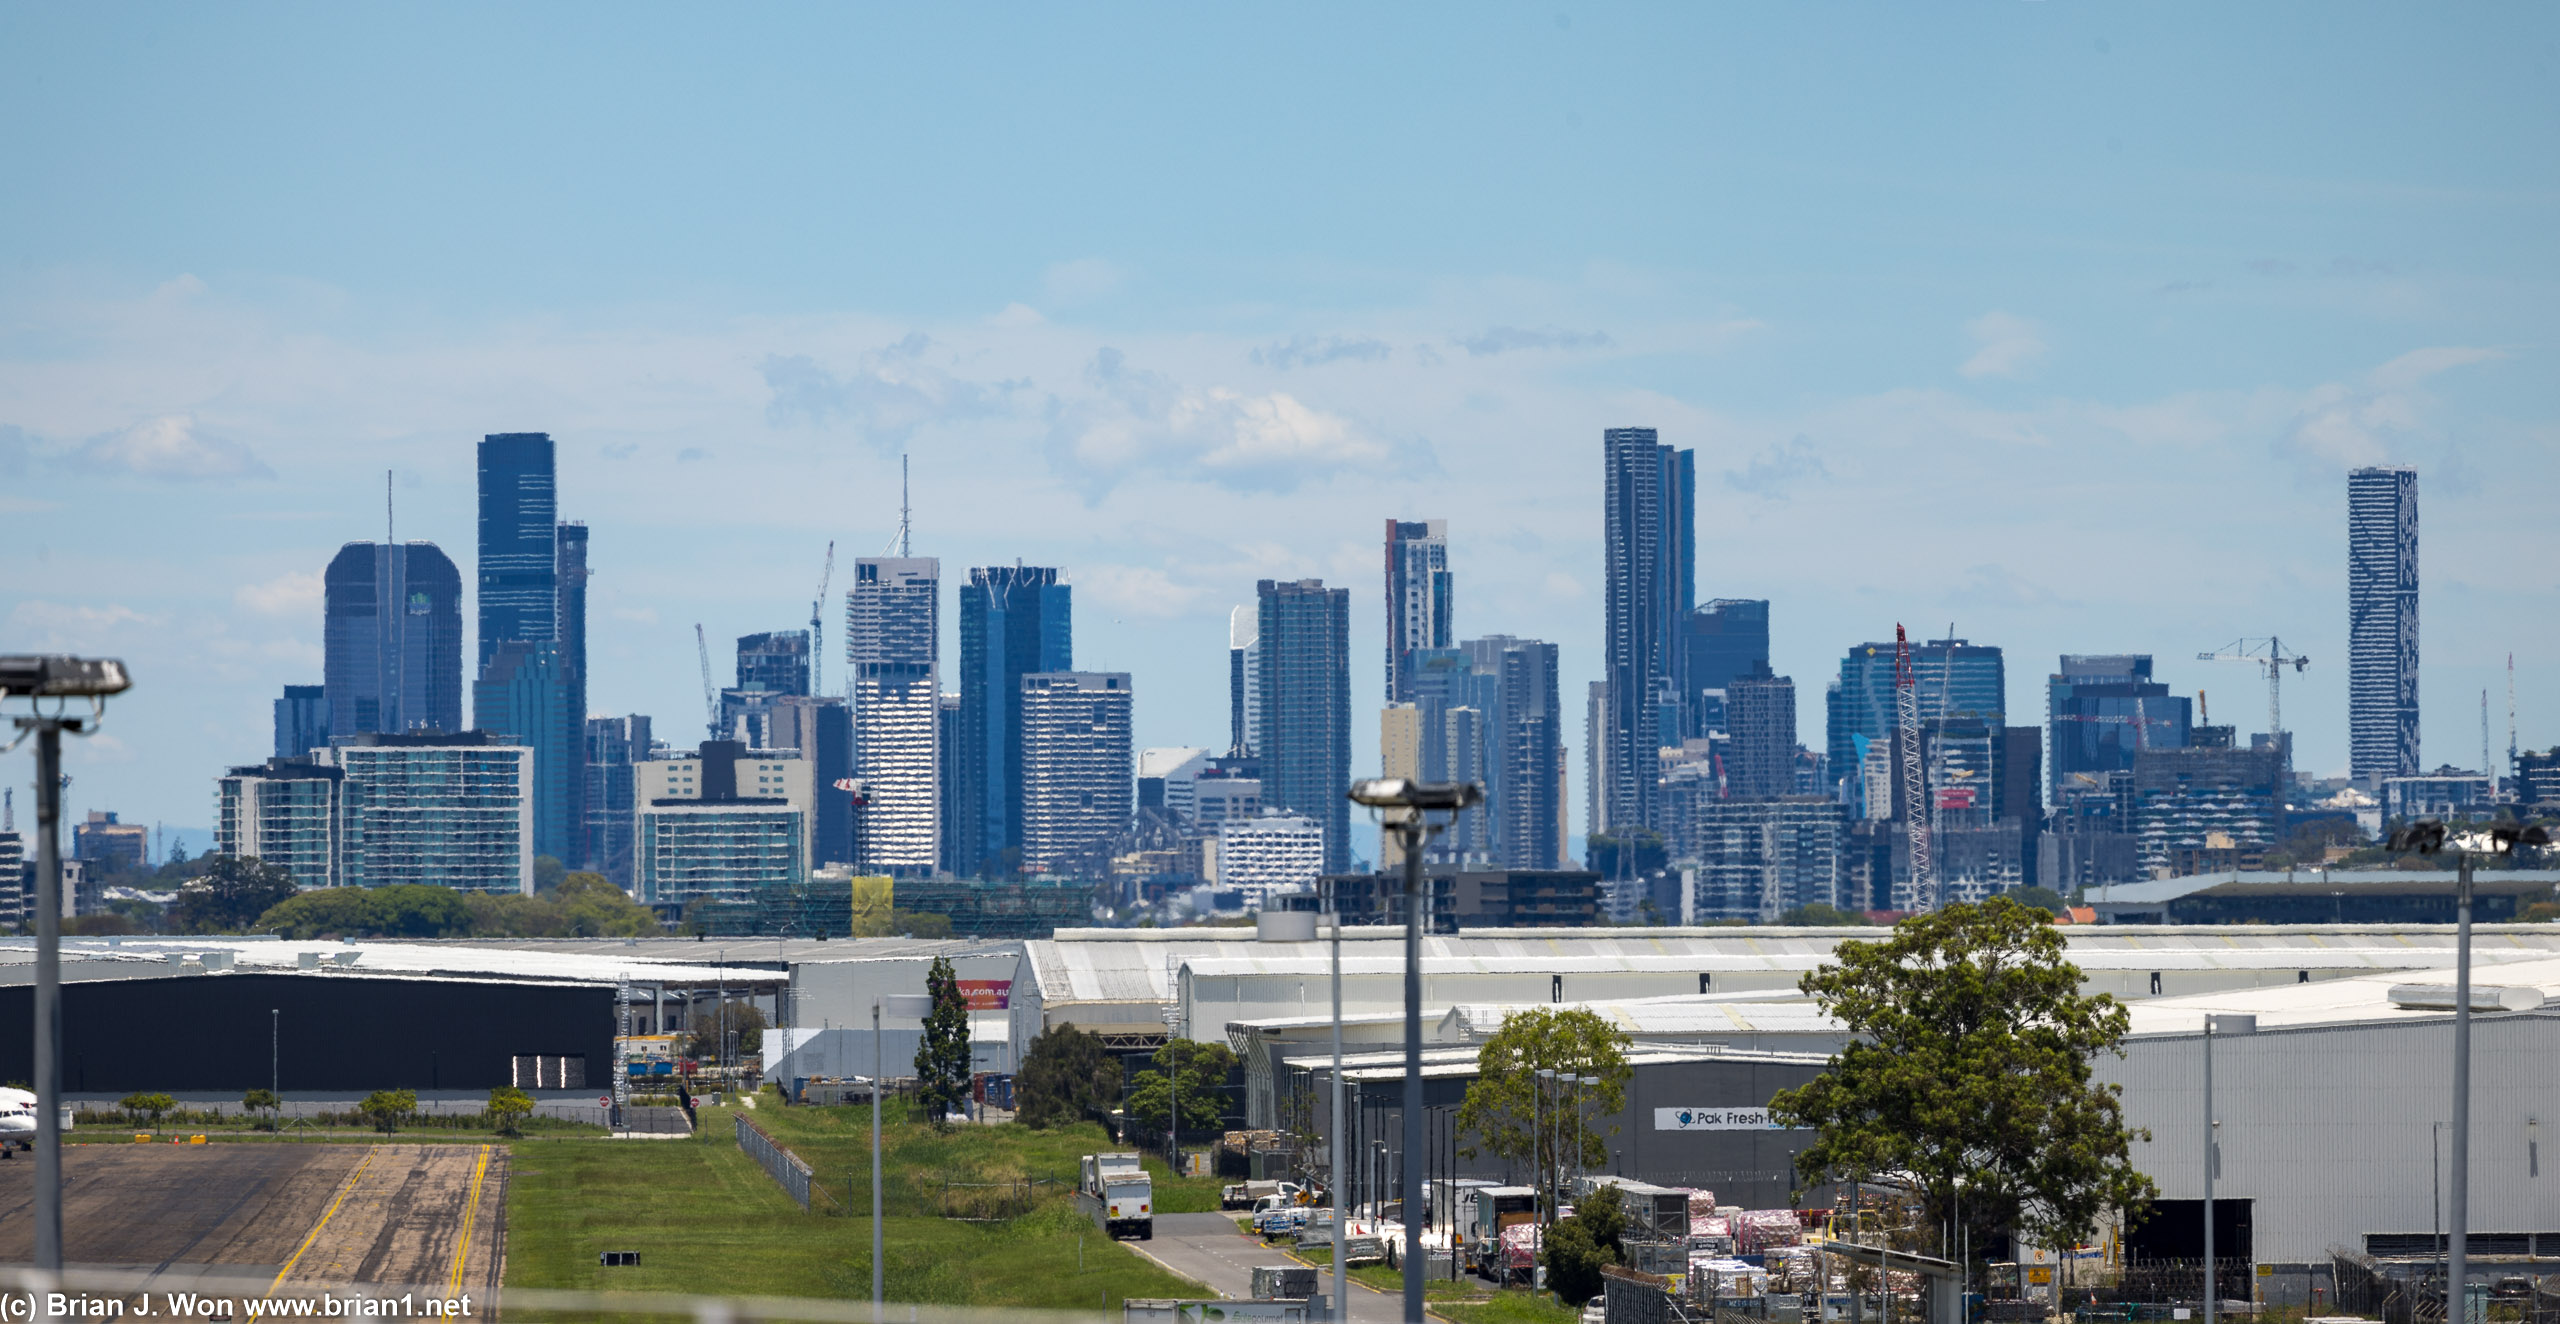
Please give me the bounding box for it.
[1677,598,1770,733]
[957,565,1071,876]
[475,431,586,867]
[2046,655,2191,799]
[1825,636,2006,799]
[1598,428,1693,835]
[1258,578,1351,872]
[273,683,328,760]
[2348,466,2420,780]
[476,433,559,668]
[1384,518,1452,704]
[849,557,941,873]
[322,541,463,740]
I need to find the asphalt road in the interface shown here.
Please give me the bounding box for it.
[1135,1213,1415,1324]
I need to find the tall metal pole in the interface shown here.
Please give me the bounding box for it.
[872,998,884,1323]
[1330,880,1346,1322]
[2202,1016,2215,1324]
[1400,816,1426,1324]
[272,1008,280,1099]
[2449,850,2474,1324]
[32,720,64,1274]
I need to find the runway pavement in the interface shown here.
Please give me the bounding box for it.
[0,1142,506,1300]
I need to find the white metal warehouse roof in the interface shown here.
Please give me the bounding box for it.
[0,937,785,987]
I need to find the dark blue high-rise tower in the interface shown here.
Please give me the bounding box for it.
[477,433,558,668]
[1259,577,1351,872]
[323,541,464,740]
[1598,428,1693,837]
[956,566,1071,876]
[474,432,586,868]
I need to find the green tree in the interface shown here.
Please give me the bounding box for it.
[1123,1037,1237,1135]
[1015,1022,1118,1129]
[1586,829,1666,880]
[2004,886,2069,916]
[1541,1184,1626,1305]
[548,872,657,936]
[358,1089,419,1133]
[241,1087,280,1131]
[892,909,956,939]
[1453,1007,1631,1184]
[258,886,383,938]
[533,854,568,893]
[913,956,974,1123]
[120,1092,177,1131]
[1777,902,1866,926]
[1769,896,2155,1268]
[682,999,767,1063]
[486,1086,536,1136]
[171,855,302,933]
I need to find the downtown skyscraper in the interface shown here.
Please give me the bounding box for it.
[1595,427,1693,836]
[322,541,463,741]
[1384,518,1452,705]
[848,556,941,873]
[2348,465,2420,781]
[956,565,1071,876]
[473,432,586,867]
[1258,578,1351,872]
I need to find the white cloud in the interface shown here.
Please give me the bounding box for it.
[2281,346,2504,470]
[4,601,154,649]
[760,338,1026,448]
[234,570,323,617]
[1958,312,2048,380]
[1044,347,1391,499]
[1075,564,1205,621]
[63,415,273,481]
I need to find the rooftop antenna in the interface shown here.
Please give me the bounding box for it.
[2483,690,2493,783]
[2510,653,2520,781]
[4,788,12,833]
[900,454,911,558]
[386,469,394,545]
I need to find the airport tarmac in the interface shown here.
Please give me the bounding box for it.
[0,1142,506,1298]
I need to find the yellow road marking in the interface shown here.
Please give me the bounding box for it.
[447,1145,492,1297]
[269,1149,377,1296]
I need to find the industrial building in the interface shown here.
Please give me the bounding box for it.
[2106,957,2560,1264]
[2086,868,2560,924]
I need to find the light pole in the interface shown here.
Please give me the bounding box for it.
[2200,1013,2256,1324]
[1348,777,1483,1324]
[2390,819,2550,1324]
[271,1008,280,1101]
[873,991,933,1320]
[1,654,131,1278]
[1163,1008,1182,1178]
[1327,875,1347,1322]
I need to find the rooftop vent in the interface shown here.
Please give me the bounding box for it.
[2387,984,2546,1013]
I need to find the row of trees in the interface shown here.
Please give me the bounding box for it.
[111,1085,541,1134]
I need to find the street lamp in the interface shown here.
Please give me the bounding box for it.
[1348,776,1483,1324]
[1,654,131,1278]
[2387,819,2550,1324]
[873,991,934,1321]
[2200,1012,2256,1324]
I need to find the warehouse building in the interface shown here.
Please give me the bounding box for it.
[2104,958,2560,1268]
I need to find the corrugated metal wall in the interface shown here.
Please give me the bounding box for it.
[2101,1011,2560,1262]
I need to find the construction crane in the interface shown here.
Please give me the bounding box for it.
[1895,624,1934,912]
[695,623,719,740]
[808,540,835,697]
[2197,637,2308,781]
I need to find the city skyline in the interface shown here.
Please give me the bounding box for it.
[5,7,2556,848]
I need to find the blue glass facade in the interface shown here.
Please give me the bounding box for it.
[1258,578,1351,872]
[2046,655,2191,801]
[1825,637,2006,799]
[956,566,1071,876]
[474,641,580,867]
[322,541,463,740]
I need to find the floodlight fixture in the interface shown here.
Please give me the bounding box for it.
[0,655,131,700]
[1345,779,1484,813]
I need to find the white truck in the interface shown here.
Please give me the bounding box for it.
[1081,1152,1155,1241]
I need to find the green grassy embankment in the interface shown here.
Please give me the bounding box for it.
[504,1100,1210,1312]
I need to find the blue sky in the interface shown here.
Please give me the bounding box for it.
[5,4,2557,850]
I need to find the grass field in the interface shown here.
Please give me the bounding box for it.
[503,1100,1211,1311]
[1430,1291,1582,1324]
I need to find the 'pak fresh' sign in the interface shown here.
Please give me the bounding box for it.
[1655,1107,1783,1131]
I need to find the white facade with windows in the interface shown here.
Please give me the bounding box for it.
[320,734,533,894]
[848,557,941,872]
[1019,672,1132,875]
[1215,811,1324,909]
[214,759,344,889]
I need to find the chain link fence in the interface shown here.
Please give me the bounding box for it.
[736,1113,816,1210]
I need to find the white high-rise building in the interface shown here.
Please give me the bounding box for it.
[1019,672,1133,875]
[320,733,533,894]
[1216,811,1324,910]
[848,557,941,871]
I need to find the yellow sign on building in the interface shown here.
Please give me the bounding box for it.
[848,874,895,935]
